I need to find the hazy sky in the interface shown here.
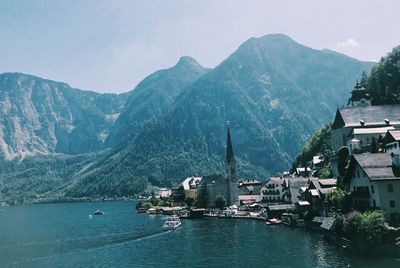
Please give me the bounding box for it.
[1,0,399,93]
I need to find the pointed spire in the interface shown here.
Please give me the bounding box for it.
[226,122,235,163]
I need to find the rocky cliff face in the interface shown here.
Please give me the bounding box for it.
[0,73,127,159]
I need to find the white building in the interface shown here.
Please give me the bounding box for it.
[384,130,400,154]
[260,177,285,203]
[158,188,171,198]
[181,176,202,199]
[331,104,400,153]
[345,153,400,222]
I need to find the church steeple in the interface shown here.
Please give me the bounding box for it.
[225,122,238,205]
[347,80,371,107]
[226,122,235,164]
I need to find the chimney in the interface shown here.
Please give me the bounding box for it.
[384,119,390,125]
[360,120,365,126]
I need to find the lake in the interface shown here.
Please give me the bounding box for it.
[0,201,399,267]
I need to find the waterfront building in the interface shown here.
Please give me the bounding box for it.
[181,176,202,199]
[344,153,400,222]
[260,177,285,203]
[238,182,262,204]
[284,177,311,203]
[158,188,171,199]
[305,178,337,216]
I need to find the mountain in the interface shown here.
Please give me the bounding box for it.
[106,56,209,147]
[63,34,373,198]
[0,73,127,159]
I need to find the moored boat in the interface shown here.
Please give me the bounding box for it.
[266,218,282,225]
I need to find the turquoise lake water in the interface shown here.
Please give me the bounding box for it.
[0,201,399,267]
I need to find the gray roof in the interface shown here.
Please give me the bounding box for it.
[312,217,326,223]
[308,179,336,196]
[333,104,400,129]
[353,153,398,181]
[352,126,394,135]
[238,185,261,195]
[264,177,284,185]
[267,204,294,211]
[201,174,225,185]
[354,153,392,167]
[320,217,336,231]
[318,179,337,186]
[286,177,310,188]
[388,130,400,141]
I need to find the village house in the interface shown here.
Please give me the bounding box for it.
[238,180,262,204]
[344,153,400,222]
[305,178,337,216]
[181,176,202,199]
[158,188,171,199]
[384,130,400,154]
[284,176,311,203]
[294,167,312,177]
[260,177,285,203]
[331,104,400,152]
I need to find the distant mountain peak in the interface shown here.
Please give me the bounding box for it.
[175,56,205,70]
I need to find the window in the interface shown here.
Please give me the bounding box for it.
[390,200,395,208]
[363,171,367,178]
[357,171,360,178]
[388,184,394,193]
[373,200,376,207]
[353,186,356,192]
[371,185,374,194]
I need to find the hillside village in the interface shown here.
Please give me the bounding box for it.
[142,80,400,250]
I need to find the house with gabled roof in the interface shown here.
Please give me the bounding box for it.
[238,183,262,204]
[306,178,337,216]
[384,130,400,154]
[344,153,400,222]
[260,177,285,203]
[331,104,400,152]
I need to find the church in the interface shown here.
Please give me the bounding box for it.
[199,124,239,207]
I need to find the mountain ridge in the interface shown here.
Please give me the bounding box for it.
[0,34,374,202]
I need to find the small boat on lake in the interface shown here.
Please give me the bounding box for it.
[162,216,181,230]
[94,210,105,215]
[266,218,282,225]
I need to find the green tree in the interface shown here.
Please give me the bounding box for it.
[326,188,350,212]
[184,197,194,207]
[337,146,349,177]
[193,185,209,208]
[354,210,389,244]
[215,195,226,210]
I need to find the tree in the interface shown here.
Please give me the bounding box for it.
[193,184,209,208]
[326,188,350,212]
[184,197,194,207]
[354,210,389,244]
[370,137,378,153]
[337,146,349,177]
[215,195,226,210]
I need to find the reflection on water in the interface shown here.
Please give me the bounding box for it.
[0,201,399,267]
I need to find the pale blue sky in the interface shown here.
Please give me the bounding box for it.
[0,0,399,93]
